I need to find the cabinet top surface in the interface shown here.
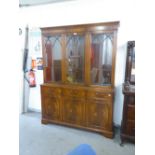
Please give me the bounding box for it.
[40,21,120,32]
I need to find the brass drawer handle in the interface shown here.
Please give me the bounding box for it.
[95,92,111,97]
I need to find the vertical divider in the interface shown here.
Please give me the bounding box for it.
[61,34,66,83]
[85,33,91,86]
[61,34,66,121]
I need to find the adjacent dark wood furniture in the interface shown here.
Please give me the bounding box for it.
[40,22,119,138]
[121,41,135,144]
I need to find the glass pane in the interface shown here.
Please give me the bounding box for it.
[66,34,85,83]
[90,33,113,85]
[44,35,62,82]
[130,45,135,83]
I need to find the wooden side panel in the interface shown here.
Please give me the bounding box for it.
[127,104,135,120]
[121,93,135,143]
[126,120,135,136]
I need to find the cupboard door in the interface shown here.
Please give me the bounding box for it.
[43,96,60,121]
[86,99,110,129]
[62,97,84,125]
[42,35,62,83]
[65,34,85,83]
[90,33,114,85]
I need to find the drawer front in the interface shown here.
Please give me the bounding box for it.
[127,105,135,120]
[41,86,61,97]
[86,91,112,99]
[62,88,85,97]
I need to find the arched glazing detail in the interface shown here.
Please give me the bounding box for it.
[44,35,62,82]
[66,34,85,83]
[90,33,113,85]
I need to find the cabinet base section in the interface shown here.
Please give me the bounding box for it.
[120,133,135,145]
[41,119,49,124]
[41,118,113,138]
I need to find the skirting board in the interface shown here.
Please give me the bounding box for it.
[28,108,41,113]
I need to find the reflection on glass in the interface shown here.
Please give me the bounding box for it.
[130,46,135,82]
[45,35,62,82]
[90,33,113,85]
[66,34,85,83]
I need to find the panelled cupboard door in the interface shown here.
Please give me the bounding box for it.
[41,86,61,121]
[62,97,84,125]
[86,99,110,129]
[43,96,61,121]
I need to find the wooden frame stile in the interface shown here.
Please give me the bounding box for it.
[84,32,91,127]
[111,30,118,87]
[61,34,66,83]
[41,32,47,124]
[110,30,118,133]
[41,83,46,124]
[85,32,91,86]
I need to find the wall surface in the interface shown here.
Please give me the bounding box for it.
[19,0,136,125]
[19,27,26,114]
[28,28,43,111]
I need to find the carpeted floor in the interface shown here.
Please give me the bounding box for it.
[19,112,135,155]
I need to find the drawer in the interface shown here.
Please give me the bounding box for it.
[62,88,85,97]
[86,91,112,99]
[42,86,61,97]
[127,104,135,120]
